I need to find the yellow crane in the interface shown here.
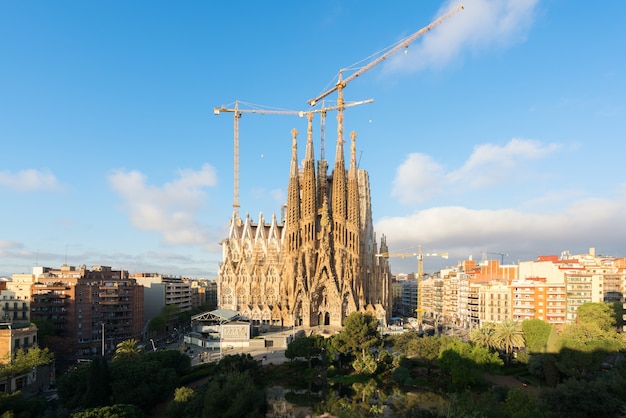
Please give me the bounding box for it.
[214,99,373,216]
[213,101,302,216]
[377,245,448,324]
[307,4,464,146]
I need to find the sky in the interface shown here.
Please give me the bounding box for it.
[1,0,625,277]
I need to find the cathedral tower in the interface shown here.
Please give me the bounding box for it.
[217,121,390,328]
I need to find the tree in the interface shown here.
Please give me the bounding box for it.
[611,301,625,331]
[556,320,624,377]
[285,335,323,368]
[522,319,553,353]
[83,356,111,408]
[31,319,55,347]
[113,338,142,361]
[57,363,91,409]
[148,315,167,334]
[494,319,525,364]
[500,388,549,418]
[166,387,197,418]
[407,335,440,376]
[388,330,421,356]
[109,358,178,411]
[469,322,497,349]
[438,340,502,388]
[0,346,53,380]
[70,404,144,418]
[202,371,266,418]
[541,377,624,418]
[331,312,380,363]
[577,302,616,331]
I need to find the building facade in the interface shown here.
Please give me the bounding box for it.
[131,273,192,323]
[29,265,144,356]
[217,128,391,327]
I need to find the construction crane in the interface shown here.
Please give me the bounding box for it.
[307,4,464,146]
[377,245,448,325]
[312,99,373,161]
[214,99,373,216]
[213,101,303,216]
[482,251,509,265]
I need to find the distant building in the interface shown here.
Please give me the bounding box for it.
[186,279,217,310]
[0,322,38,365]
[131,273,192,322]
[30,265,144,356]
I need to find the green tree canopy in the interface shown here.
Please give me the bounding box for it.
[469,322,497,349]
[556,320,624,377]
[407,335,440,376]
[113,338,142,361]
[70,404,144,418]
[31,319,55,347]
[331,312,381,361]
[438,340,502,388]
[202,371,267,418]
[522,319,553,353]
[388,330,421,356]
[285,335,324,368]
[577,302,616,331]
[494,319,525,364]
[0,346,53,379]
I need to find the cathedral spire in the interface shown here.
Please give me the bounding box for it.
[350,131,357,171]
[347,131,361,245]
[301,113,317,236]
[286,128,301,252]
[290,128,299,178]
[305,113,314,162]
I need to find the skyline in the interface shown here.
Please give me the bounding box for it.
[2,0,625,277]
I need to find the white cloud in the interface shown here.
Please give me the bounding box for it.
[376,192,626,267]
[392,138,559,204]
[108,164,218,246]
[384,0,540,73]
[0,169,62,191]
[448,138,560,188]
[392,153,445,204]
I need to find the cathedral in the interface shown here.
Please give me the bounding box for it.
[217,118,391,328]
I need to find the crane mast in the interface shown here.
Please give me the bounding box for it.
[214,101,303,216]
[377,245,448,325]
[214,99,373,217]
[307,4,464,147]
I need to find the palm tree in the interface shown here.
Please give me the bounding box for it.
[113,338,142,361]
[470,322,497,349]
[494,319,525,364]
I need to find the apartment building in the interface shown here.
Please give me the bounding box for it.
[479,281,511,325]
[390,280,403,317]
[2,272,36,322]
[0,322,38,365]
[30,265,144,356]
[130,273,192,322]
[442,270,460,326]
[511,277,566,326]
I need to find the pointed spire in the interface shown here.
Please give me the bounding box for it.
[335,133,345,166]
[305,113,314,162]
[290,128,299,177]
[350,131,357,171]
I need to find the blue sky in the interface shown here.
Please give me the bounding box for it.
[1,0,625,277]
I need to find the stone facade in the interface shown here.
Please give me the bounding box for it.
[218,126,391,327]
